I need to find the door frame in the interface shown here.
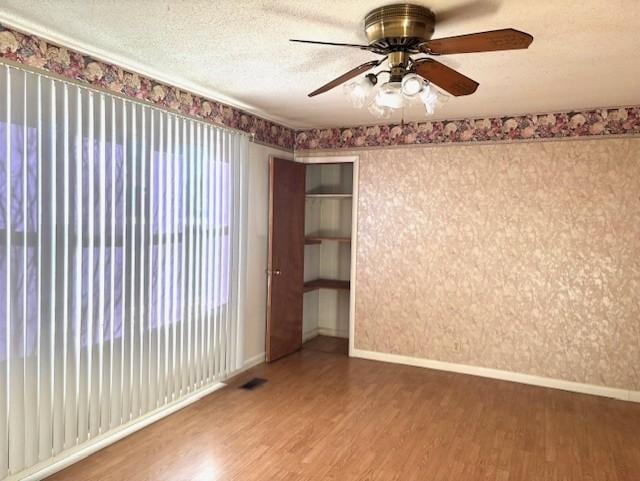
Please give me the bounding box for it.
[293,154,359,357]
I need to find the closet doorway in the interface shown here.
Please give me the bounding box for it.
[266,155,358,361]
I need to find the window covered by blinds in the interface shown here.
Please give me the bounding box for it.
[0,64,248,478]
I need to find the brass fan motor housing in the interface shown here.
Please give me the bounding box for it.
[364,4,436,51]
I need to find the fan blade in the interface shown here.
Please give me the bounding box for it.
[290,39,374,51]
[414,59,479,96]
[420,28,533,55]
[308,59,383,97]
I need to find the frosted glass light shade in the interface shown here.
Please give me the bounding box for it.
[420,84,449,115]
[375,82,404,109]
[419,83,438,115]
[401,73,423,97]
[343,76,375,108]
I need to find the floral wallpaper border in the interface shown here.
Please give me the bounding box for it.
[2,23,639,154]
[295,107,640,150]
[0,24,295,151]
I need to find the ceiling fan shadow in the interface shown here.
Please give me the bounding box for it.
[264,4,360,33]
[435,0,502,26]
[295,49,351,73]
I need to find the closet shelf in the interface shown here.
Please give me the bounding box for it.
[303,279,350,293]
[305,235,351,245]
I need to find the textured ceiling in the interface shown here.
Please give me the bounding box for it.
[1,0,639,128]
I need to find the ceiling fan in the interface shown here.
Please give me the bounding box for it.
[290,3,533,117]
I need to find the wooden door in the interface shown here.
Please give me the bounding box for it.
[266,157,306,361]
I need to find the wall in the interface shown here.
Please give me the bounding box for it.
[244,143,292,365]
[349,137,640,391]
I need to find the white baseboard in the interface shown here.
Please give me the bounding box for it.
[303,328,319,343]
[242,352,266,370]
[318,327,348,338]
[351,348,640,403]
[303,327,349,343]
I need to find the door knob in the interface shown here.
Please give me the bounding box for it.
[273,269,281,276]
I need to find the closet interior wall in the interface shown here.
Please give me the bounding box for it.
[303,163,353,341]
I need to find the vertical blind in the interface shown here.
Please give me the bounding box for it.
[0,64,248,478]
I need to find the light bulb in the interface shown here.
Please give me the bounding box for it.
[375,82,404,109]
[343,76,375,109]
[401,74,423,97]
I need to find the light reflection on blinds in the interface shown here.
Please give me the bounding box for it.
[0,64,248,478]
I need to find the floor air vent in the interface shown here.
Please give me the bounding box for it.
[240,378,267,390]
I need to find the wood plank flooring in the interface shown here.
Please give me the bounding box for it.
[48,337,640,480]
[302,335,349,355]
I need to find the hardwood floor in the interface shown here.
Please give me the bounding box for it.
[302,335,349,355]
[48,337,640,481]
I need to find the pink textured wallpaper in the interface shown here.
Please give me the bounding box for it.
[354,138,640,390]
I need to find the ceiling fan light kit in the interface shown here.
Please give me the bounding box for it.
[342,64,450,119]
[290,3,533,119]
